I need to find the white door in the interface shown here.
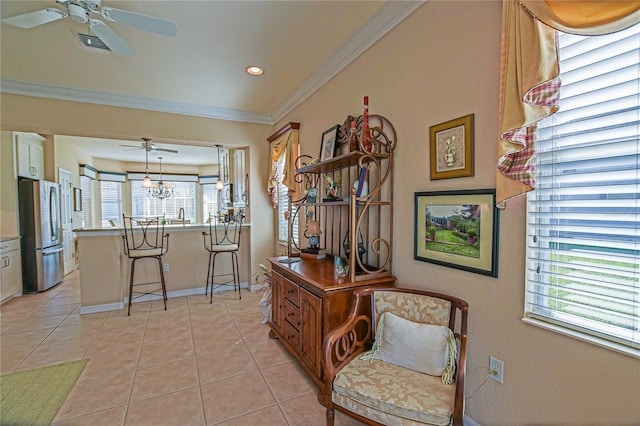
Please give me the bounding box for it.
[58,168,75,275]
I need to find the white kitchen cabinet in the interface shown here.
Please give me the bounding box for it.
[16,132,45,180]
[1,238,22,304]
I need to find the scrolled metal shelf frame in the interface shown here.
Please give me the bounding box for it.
[288,115,396,282]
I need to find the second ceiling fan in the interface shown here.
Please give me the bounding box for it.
[120,138,179,155]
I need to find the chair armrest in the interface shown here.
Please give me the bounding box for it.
[452,307,468,426]
[322,288,376,395]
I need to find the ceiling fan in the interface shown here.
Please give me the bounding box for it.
[1,0,177,57]
[120,138,179,154]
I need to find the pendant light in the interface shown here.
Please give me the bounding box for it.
[142,148,153,188]
[215,144,224,190]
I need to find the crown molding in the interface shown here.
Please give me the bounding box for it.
[0,1,425,127]
[271,1,425,123]
[0,78,275,125]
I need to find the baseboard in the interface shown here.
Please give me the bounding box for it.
[464,414,481,426]
[80,301,125,314]
[249,283,269,292]
[80,281,250,314]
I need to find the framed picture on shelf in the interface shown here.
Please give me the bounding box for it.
[429,113,474,180]
[320,125,340,161]
[414,189,499,277]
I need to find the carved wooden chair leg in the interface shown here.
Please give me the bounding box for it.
[326,407,335,426]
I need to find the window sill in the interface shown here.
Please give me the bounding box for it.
[521,317,640,359]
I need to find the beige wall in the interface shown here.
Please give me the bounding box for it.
[1,96,275,280]
[276,2,638,425]
[0,131,18,237]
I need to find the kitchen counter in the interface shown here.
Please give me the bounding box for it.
[74,222,250,234]
[75,224,252,313]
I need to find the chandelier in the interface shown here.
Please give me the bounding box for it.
[145,156,175,200]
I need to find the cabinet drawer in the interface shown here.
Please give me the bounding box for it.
[284,299,300,330]
[283,278,299,306]
[0,239,20,254]
[282,320,300,351]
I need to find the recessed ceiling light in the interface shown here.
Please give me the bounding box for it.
[246,66,264,76]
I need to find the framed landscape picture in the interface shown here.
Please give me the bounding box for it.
[414,189,499,277]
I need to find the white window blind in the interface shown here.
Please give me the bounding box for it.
[131,181,196,220]
[526,24,639,349]
[100,181,122,227]
[202,184,219,220]
[276,155,299,246]
[80,175,93,229]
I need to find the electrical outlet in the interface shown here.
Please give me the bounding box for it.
[163,263,170,272]
[489,356,504,384]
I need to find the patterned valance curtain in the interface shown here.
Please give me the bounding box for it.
[496,0,640,205]
[267,123,300,208]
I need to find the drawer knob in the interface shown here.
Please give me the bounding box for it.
[287,312,294,317]
[287,290,294,294]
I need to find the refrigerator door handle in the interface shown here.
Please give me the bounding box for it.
[50,187,54,240]
[49,186,59,242]
[42,246,64,255]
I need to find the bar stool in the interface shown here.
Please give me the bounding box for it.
[202,212,243,303]
[122,215,170,315]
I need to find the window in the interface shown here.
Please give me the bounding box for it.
[275,156,299,246]
[80,175,93,228]
[202,184,219,220]
[100,181,122,227]
[525,24,639,350]
[131,181,196,220]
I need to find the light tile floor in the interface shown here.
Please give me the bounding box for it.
[0,270,364,426]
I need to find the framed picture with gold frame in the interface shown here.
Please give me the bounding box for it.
[429,113,474,180]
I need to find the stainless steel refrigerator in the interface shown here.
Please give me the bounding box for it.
[18,178,64,293]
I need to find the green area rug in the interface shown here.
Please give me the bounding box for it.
[0,359,88,425]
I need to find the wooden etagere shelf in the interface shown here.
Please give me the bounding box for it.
[288,114,396,282]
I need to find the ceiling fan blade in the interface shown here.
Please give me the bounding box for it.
[149,143,178,154]
[89,19,133,57]
[120,144,142,149]
[155,148,179,154]
[2,8,68,29]
[100,7,176,37]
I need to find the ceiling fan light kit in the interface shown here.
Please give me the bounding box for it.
[68,4,88,23]
[1,0,177,57]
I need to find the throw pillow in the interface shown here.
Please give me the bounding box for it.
[362,311,457,384]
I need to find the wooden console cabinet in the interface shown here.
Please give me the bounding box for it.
[268,114,397,389]
[267,256,394,389]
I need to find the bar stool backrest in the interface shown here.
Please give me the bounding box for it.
[122,216,167,256]
[206,213,243,248]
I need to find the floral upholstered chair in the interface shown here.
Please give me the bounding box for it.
[321,287,468,426]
